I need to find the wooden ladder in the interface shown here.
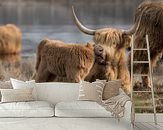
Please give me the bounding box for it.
[130,34,157,125]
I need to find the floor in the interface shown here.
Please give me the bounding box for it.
[133,114,163,130]
[134,122,163,130]
[0,114,162,130]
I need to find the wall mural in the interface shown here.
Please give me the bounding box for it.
[0,0,162,113]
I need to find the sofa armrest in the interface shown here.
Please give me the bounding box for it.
[118,88,132,121]
[121,100,132,123]
[117,101,132,129]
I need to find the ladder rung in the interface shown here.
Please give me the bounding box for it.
[133,49,147,51]
[155,91,163,94]
[133,74,148,76]
[133,91,152,93]
[135,100,152,104]
[135,106,153,109]
[156,98,163,100]
[133,61,149,63]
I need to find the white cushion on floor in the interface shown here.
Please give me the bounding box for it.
[0,101,54,117]
[55,101,112,117]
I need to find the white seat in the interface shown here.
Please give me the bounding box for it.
[0,101,54,117]
[55,101,113,117]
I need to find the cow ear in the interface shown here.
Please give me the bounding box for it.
[122,34,131,48]
[86,42,93,48]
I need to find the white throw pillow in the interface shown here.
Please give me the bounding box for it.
[10,78,37,100]
[0,101,54,117]
[1,88,34,103]
[55,101,112,117]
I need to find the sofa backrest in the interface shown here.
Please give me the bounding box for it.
[36,82,80,105]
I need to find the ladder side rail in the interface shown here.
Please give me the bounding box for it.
[131,35,135,125]
[146,34,157,125]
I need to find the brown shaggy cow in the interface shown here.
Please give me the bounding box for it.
[85,44,118,82]
[33,39,96,83]
[72,1,163,92]
[72,7,131,93]
[125,1,163,88]
[0,24,21,54]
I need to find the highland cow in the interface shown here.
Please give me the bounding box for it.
[72,7,131,93]
[33,39,96,83]
[72,1,163,92]
[0,24,21,54]
[124,1,163,88]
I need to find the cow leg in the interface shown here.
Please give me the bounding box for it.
[54,76,68,82]
[79,69,90,82]
[84,63,98,82]
[65,71,82,83]
[142,76,150,88]
[69,73,81,83]
[141,55,162,88]
[35,69,50,82]
[47,73,57,82]
[78,67,94,82]
[54,76,79,83]
[120,71,131,94]
[84,71,95,82]
[65,67,91,83]
[118,52,131,94]
[105,65,118,80]
[35,60,50,82]
[141,64,150,88]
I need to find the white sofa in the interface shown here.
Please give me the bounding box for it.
[0,82,132,130]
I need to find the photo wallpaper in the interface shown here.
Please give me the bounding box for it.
[0,0,162,114]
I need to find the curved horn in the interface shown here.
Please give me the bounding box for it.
[122,25,136,35]
[123,6,146,35]
[72,6,96,35]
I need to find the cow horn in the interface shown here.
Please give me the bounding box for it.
[122,25,136,35]
[123,6,146,35]
[72,6,96,35]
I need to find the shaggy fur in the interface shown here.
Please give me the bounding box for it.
[0,24,22,54]
[93,28,131,48]
[85,60,118,82]
[33,39,95,83]
[128,1,163,87]
[0,54,20,65]
[85,44,118,81]
[90,29,131,93]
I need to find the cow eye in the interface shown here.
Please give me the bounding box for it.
[113,42,117,48]
[113,42,116,46]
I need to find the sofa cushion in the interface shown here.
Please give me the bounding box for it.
[103,80,121,100]
[0,88,34,103]
[55,101,112,117]
[96,79,120,100]
[78,80,106,102]
[10,78,37,100]
[0,101,54,117]
[0,81,13,101]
